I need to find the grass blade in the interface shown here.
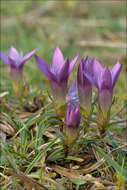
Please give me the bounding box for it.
[93,145,127,181]
[25,137,58,175]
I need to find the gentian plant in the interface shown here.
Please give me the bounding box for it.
[63,81,81,148]
[0,46,36,99]
[34,45,79,116]
[77,56,93,117]
[64,103,81,148]
[77,56,93,133]
[85,59,122,134]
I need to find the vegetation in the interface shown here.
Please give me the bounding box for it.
[0,1,126,190]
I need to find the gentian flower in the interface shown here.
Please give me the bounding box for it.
[77,56,93,116]
[85,59,122,125]
[66,80,79,106]
[64,103,81,147]
[34,45,79,106]
[0,46,36,98]
[0,46,36,83]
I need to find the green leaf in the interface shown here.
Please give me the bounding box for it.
[20,126,29,154]
[109,120,127,127]
[1,141,18,170]
[25,112,56,128]
[36,121,44,149]
[25,137,58,175]
[71,178,86,185]
[46,147,64,161]
[66,156,84,162]
[71,178,86,190]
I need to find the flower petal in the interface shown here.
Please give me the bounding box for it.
[99,66,112,90]
[77,60,84,86]
[92,58,103,88]
[0,52,9,65]
[52,45,65,75]
[110,61,122,88]
[69,53,80,75]
[67,80,77,98]
[66,104,72,122]
[58,58,69,82]
[21,49,36,65]
[84,56,93,74]
[8,57,17,68]
[69,105,80,128]
[34,55,57,81]
[9,46,19,60]
[84,72,97,87]
[75,105,81,121]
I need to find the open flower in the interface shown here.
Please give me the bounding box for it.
[85,59,122,123]
[34,45,79,106]
[77,56,93,116]
[0,46,36,83]
[64,103,81,147]
[0,46,36,98]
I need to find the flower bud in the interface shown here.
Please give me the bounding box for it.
[77,57,93,116]
[64,104,81,147]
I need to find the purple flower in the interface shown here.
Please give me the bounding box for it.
[66,104,81,129]
[34,45,79,105]
[64,103,81,147]
[77,56,93,116]
[66,80,79,106]
[85,59,122,116]
[0,46,36,83]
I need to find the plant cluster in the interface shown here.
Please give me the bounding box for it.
[0,45,122,150]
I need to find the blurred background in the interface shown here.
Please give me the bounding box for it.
[0,0,126,102]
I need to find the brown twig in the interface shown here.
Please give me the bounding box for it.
[50,164,114,186]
